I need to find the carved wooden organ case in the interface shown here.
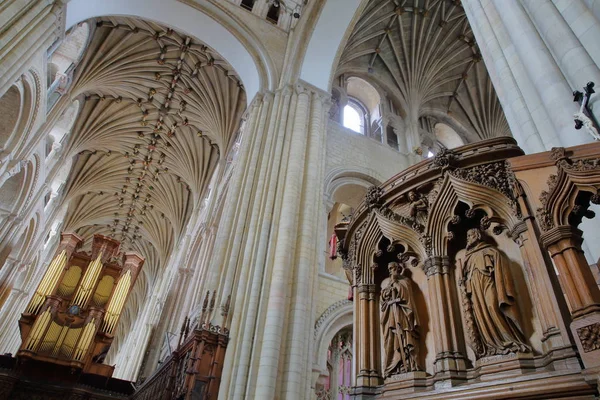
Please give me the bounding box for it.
[17,233,144,377]
[336,137,600,398]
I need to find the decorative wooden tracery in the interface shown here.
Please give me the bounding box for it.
[336,138,600,398]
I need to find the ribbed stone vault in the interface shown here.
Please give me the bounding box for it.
[337,0,510,141]
[59,17,246,350]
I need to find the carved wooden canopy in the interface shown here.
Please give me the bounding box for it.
[338,137,525,286]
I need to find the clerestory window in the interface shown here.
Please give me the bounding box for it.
[343,99,368,135]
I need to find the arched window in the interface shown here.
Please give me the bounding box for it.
[317,329,353,400]
[266,2,281,24]
[240,0,255,11]
[343,99,367,134]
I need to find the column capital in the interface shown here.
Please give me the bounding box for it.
[540,225,583,250]
[508,221,528,243]
[278,84,293,98]
[423,256,451,277]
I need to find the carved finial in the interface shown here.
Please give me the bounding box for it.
[221,294,232,317]
[432,148,456,169]
[209,290,216,314]
[201,290,210,317]
[365,186,384,210]
[550,147,567,162]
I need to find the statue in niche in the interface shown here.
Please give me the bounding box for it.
[458,228,531,358]
[380,261,420,377]
[407,190,428,225]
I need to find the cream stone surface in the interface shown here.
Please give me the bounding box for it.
[1,1,600,399]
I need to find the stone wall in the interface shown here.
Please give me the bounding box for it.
[326,119,412,186]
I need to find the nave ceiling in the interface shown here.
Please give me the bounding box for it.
[337,0,510,142]
[57,17,246,333]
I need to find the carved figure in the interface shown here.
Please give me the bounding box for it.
[574,111,600,141]
[380,262,420,377]
[407,191,428,225]
[458,228,531,358]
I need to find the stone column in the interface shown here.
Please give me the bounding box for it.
[555,0,600,68]
[254,85,311,398]
[490,0,588,147]
[285,90,329,398]
[218,89,283,400]
[423,256,467,386]
[541,225,600,368]
[463,0,600,151]
[583,0,600,22]
[463,0,545,153]
[523,0,600,123]
[206,93,270,311]
[213,82,329,400]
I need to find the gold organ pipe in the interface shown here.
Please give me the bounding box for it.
[50,325,70,357]
[72,253,103,307]
[57,266,82,297]
[26,251,67,314]
[61,327,81,358]
[24,310,52,351]
[73,319,96,361]
[38,321,61,354]
[101,271,131,334]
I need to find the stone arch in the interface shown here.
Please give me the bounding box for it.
[325,167,382,206]
[0,86,21,149]
[0,215,38,303]
[0,71,39,155]
[0,161,32,216]
[313,299,353,377]
[336,70,408,119]
[14,214,39,261]
[434,123,465,150]
[420,107,479,145]
[66,0,276,98]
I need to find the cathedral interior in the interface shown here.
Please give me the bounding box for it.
[1,0,600,399]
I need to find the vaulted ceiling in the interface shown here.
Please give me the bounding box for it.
[59,17,246,338]
[337,0,510,142]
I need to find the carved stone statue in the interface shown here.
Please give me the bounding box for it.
[458,228,531,358]
[407,190,428,225]
[380,262,420,377]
